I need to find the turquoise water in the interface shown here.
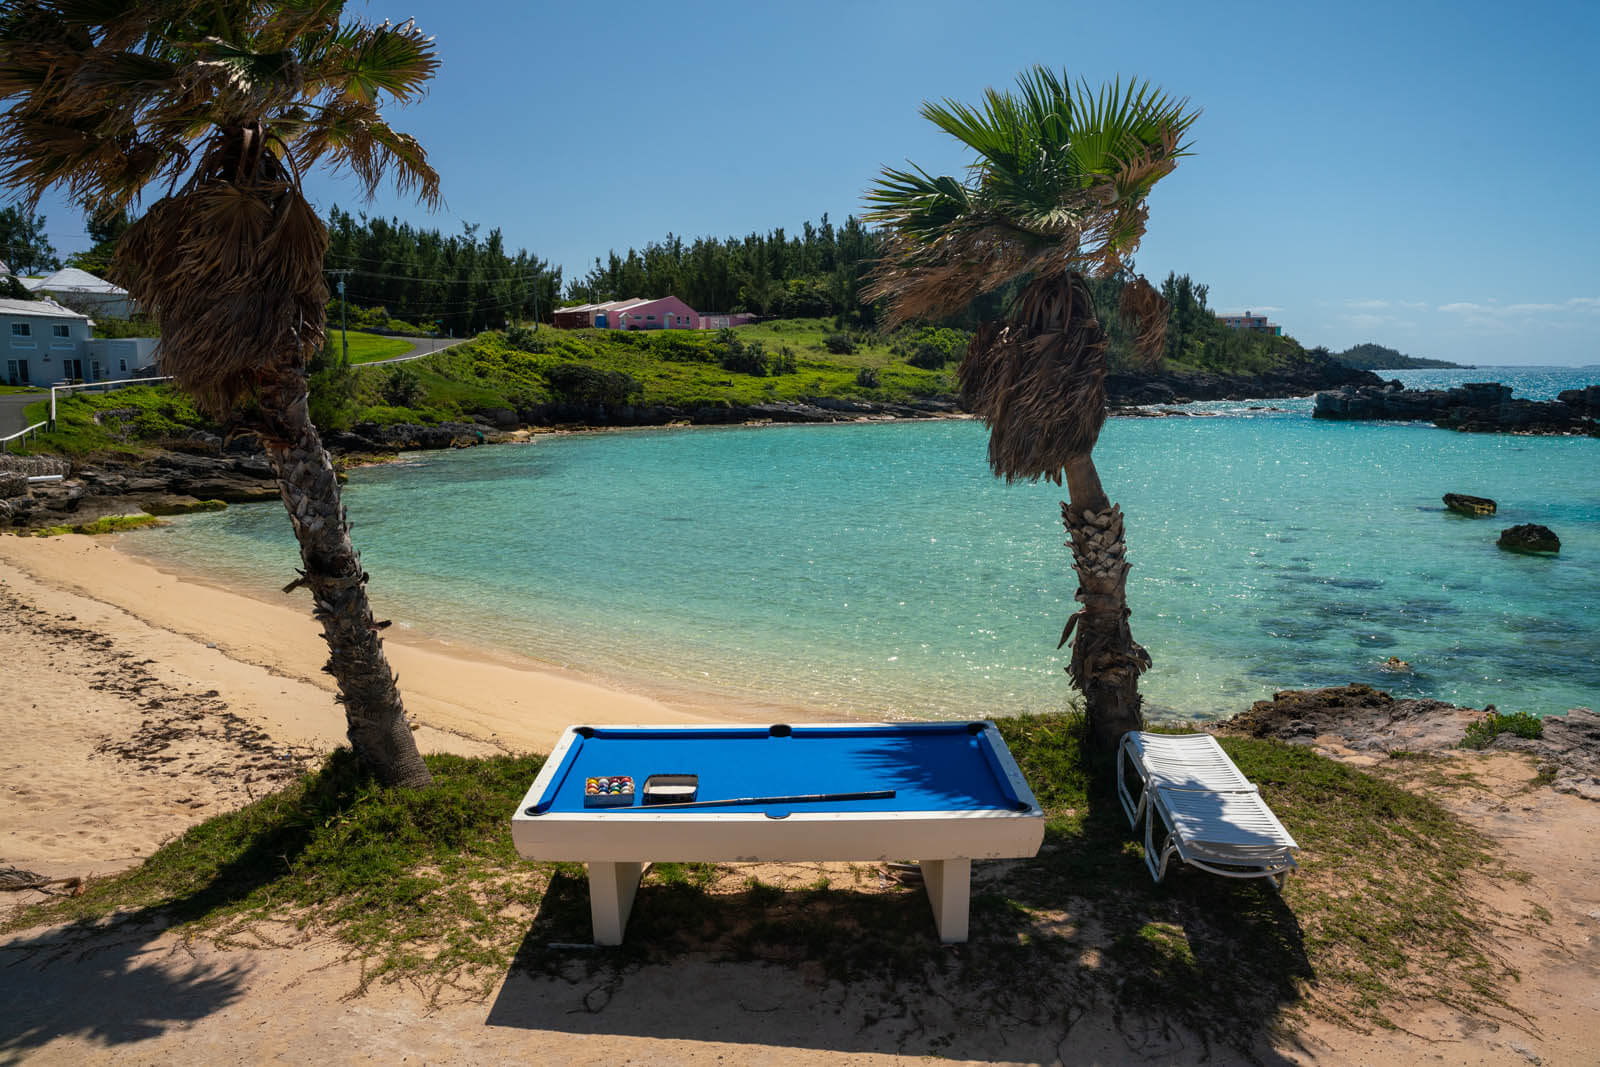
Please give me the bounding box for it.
[126,367,1600,721]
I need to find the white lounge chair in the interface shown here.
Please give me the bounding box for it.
[1144,786,1299,890]
[1117,731,1255,831]
[1118,731,1298,889]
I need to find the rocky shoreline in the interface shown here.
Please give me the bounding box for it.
[1214,683,1600,801]
[2,355,1383,530]
[1313,380,1600,434]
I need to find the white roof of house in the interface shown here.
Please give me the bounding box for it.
[0,297,91,319]
[556,297,654,315]
[22,267,128,296]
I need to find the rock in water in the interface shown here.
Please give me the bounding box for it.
[1443,492,1496,517]
[1498,524,1560,554]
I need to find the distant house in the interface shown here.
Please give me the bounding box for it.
[2,297,159,386]
[1216,310,1283,336]
[22,267,135,319]
[554,296,702,331]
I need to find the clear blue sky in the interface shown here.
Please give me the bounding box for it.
[27,0,1600,366]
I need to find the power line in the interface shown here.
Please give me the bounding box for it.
[323,261,554,284]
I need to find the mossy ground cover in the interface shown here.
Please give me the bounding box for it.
[32,514,165,536]
[6,714,1515,1049]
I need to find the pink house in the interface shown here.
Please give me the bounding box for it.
[554,296,699,330]
[612,295,698,330]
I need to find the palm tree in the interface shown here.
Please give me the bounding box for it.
[0,2,441,786]
[865,68,1198,753]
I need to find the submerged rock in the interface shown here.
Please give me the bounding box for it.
[1498,524,1561,554]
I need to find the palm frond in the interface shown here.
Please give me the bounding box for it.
[866,65,1199,315]
[958,273,1109,483]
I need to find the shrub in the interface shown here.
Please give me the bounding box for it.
[503,324,547,353]
[382,366,424,408]
[855,367,880,388]
[769,345,797,375]
[718,336,769,376]
[544,363,641,407]
[1460,710,1544,750]
[824,332,856,355]
[907,341,947,369]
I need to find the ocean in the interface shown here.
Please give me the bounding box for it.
[125,366,1599,721]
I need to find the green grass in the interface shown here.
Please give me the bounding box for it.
[336,329,415,365]
[0,383,44,395]
[6,714,1516,1047]
[11,385,205,457]
[1460,710,1544,750]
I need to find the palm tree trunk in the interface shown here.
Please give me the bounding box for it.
[256,367,433,788]
[1059,453,1149,753]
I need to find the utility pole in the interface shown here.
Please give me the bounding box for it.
[326,268,353,364]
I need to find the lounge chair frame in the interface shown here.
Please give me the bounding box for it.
[1118,731,1298,889]
[1117,731,1255,830]
[1144,785,1298,890]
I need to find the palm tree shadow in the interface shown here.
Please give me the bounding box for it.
[0,916,249,1057]
[1000,772,1313,1056]
[0,750,371,1058]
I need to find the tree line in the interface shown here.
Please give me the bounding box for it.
[563,213,882,323]
[323,206,563,338]
[12,198,1304,380]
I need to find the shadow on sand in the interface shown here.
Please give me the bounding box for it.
[0,916,248,1060]
[484,775,1312,1065]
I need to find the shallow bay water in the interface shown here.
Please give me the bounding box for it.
[128,367,1599,721]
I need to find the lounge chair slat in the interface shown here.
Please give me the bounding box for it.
[1119,731,1299,890]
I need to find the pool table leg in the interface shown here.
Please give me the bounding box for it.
[587,861,644,945]
[920,858,971,943]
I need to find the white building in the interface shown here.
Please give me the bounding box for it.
[22,267,134,319]
[2,297,159,386]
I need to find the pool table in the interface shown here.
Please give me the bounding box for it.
[511,721,1045,944]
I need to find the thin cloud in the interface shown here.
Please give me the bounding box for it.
[1438,297,1599,317]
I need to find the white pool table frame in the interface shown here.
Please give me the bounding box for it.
[511,722,1046,945]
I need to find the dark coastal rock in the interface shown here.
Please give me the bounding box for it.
[1498,524,1560,554]
[1557,384,1600,414]
[1314,379,1600,435]
[1443,493,1496,517]
[1221,684,1480,752]
[0,472,26,499]
[1106,349,1381,408]
[1215,685,1600,800]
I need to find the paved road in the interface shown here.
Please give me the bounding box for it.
[0,391,45,438]
[355,335,469,367]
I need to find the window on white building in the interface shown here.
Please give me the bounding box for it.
[52,324,70,337]
[11,323,30,337]
[119,358,128,373]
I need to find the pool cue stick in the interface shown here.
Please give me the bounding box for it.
[615,789,895,811]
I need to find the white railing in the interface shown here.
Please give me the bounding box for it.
[0,420,47,454]
[50,375,172,427]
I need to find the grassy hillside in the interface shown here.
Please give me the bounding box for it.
[15,313,1331,457]
[339,321,959,428]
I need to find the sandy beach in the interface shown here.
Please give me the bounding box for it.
[2,532,1597,1065]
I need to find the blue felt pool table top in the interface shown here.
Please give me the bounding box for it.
[525,722,1038,817]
